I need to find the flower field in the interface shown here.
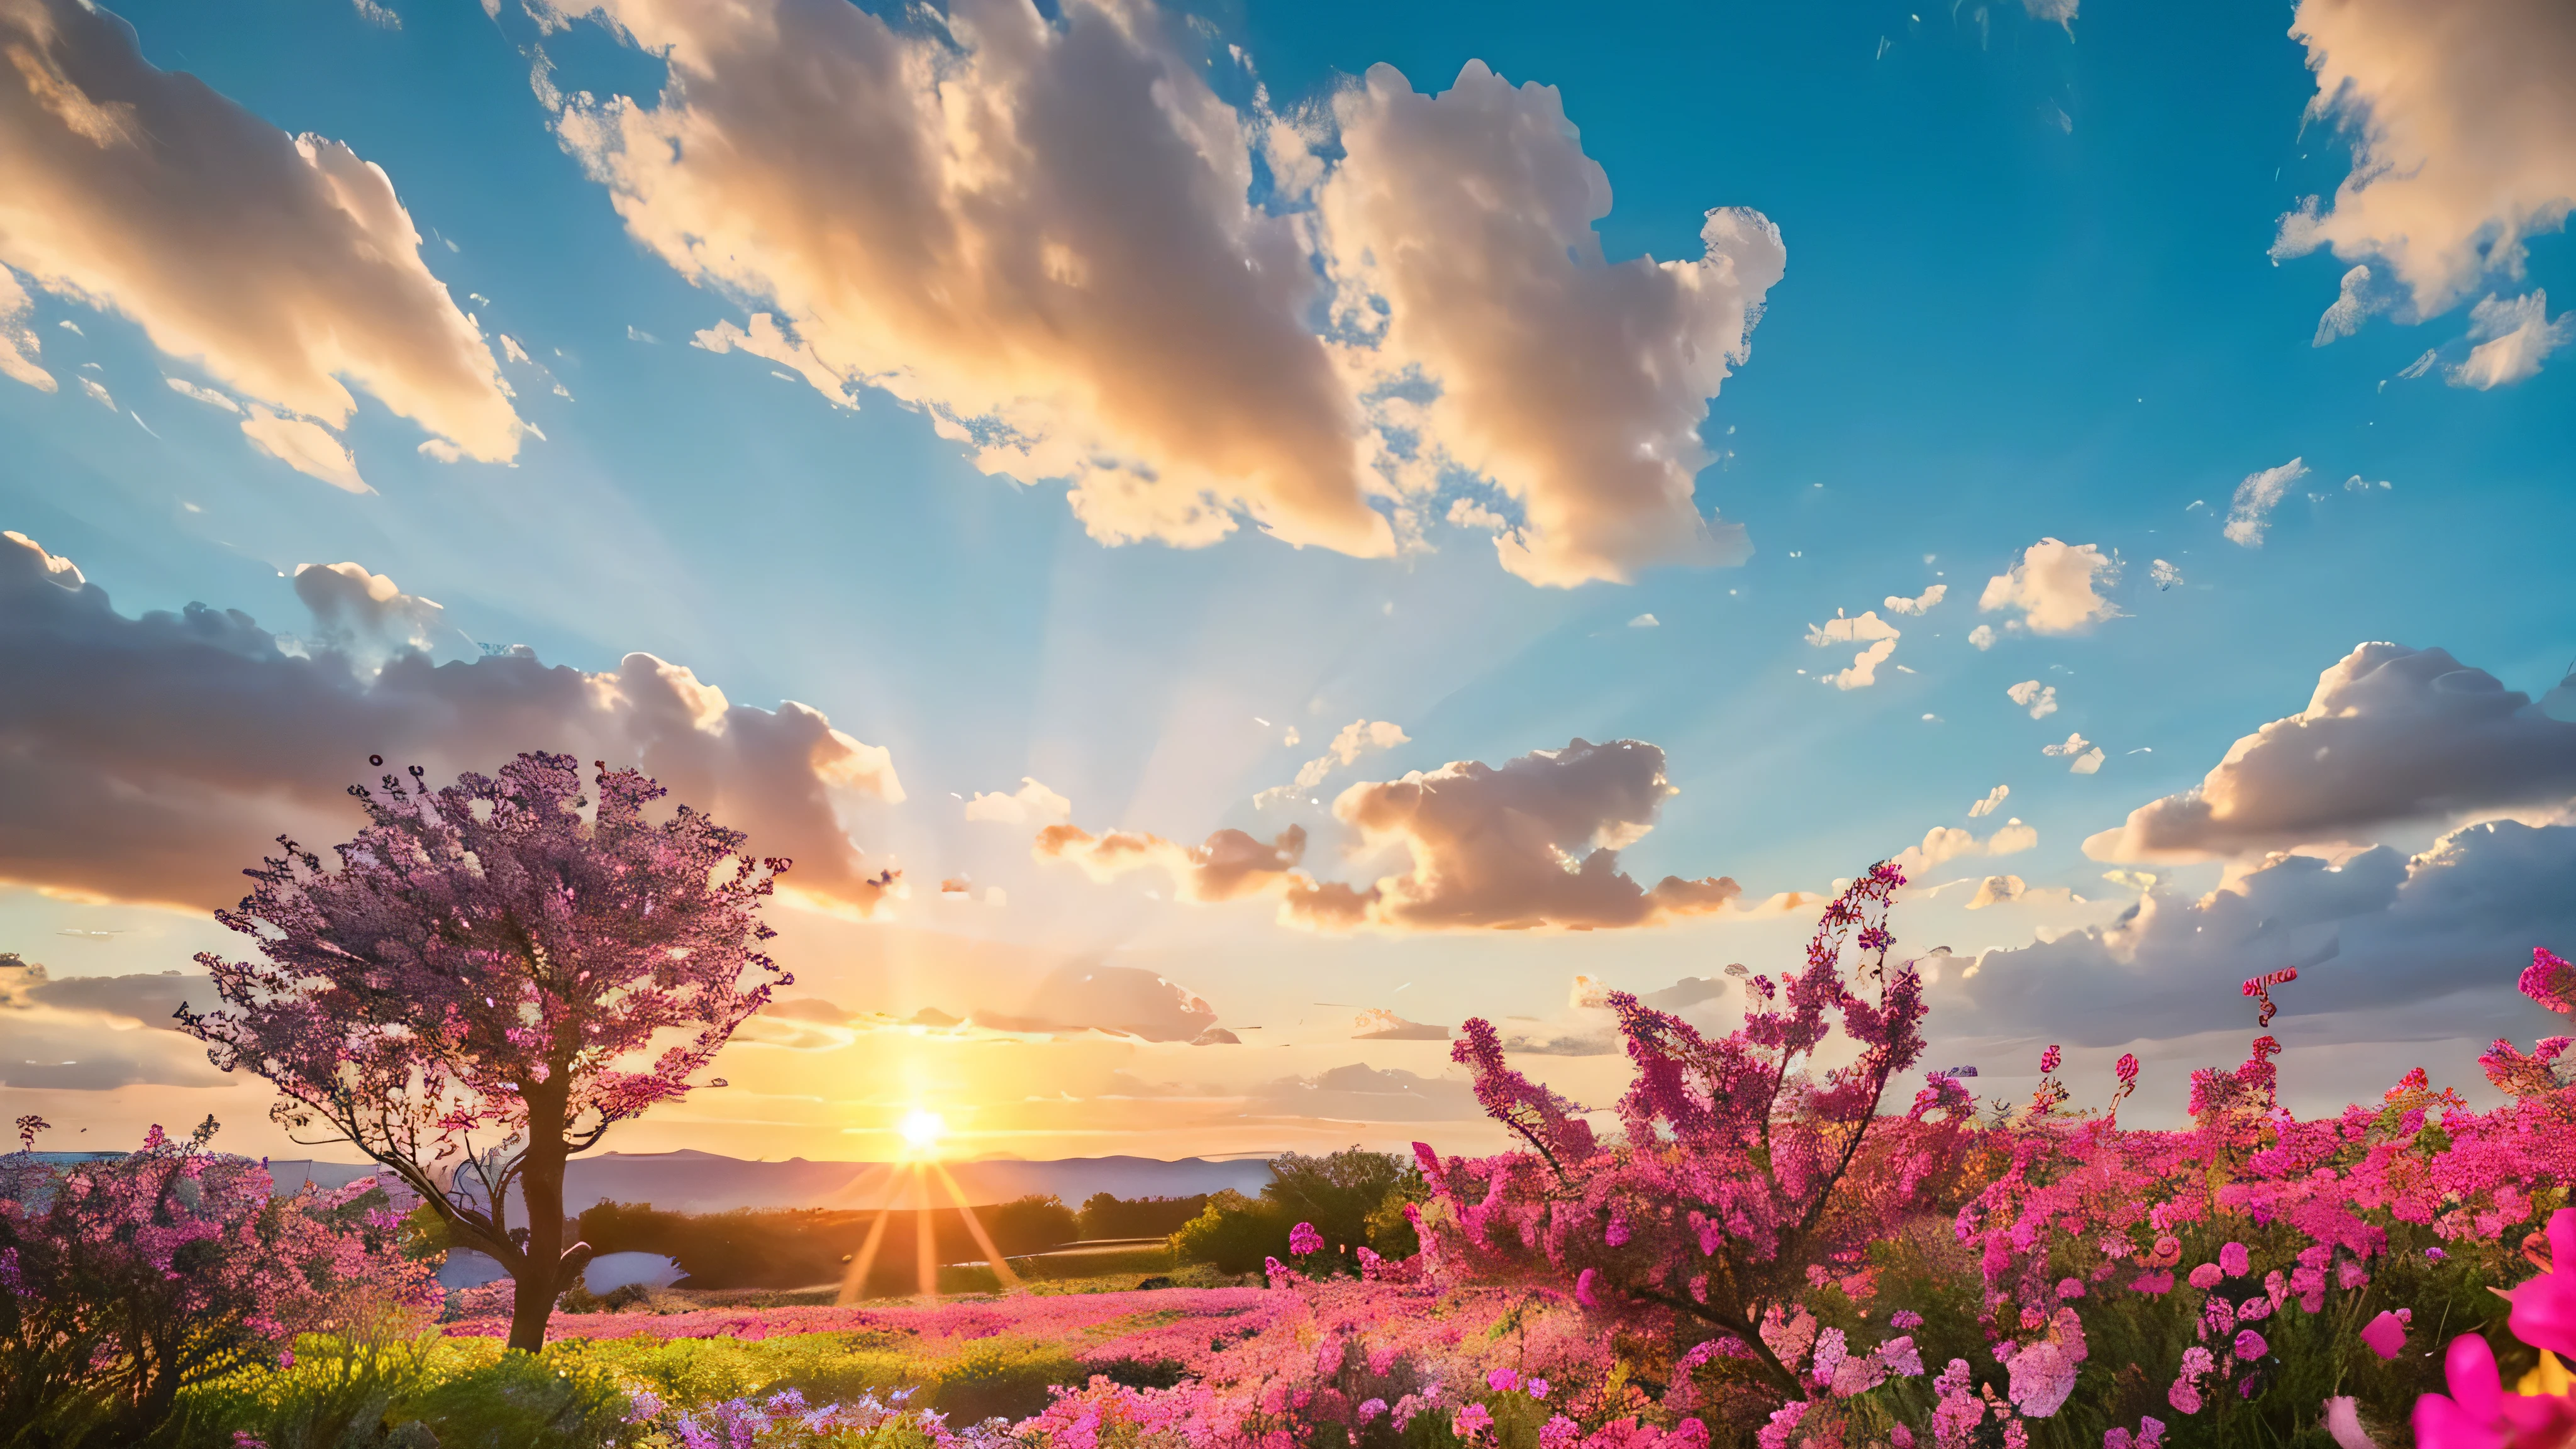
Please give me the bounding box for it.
[11,864,2576,1449]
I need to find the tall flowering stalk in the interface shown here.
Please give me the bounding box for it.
[1423,863,1951,1398]
[180,752,791,1352]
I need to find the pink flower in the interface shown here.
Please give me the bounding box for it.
[1892,1309,1926,1329]
[1358,1399,1387,1423]
[2234,1330,2268,1362]
[2505,1209,2576,1357]
[1892,1429,1915,1449]
[1541,1418,1580,1449]
[2168,1382,2203,1417]
[2009,1340,2080,1418]
[2220,1243,2250,1277]
[1758,1401,1809,1449]
[1486,1368,1520,1393]
[1452,1404,1494,1441]
[2362,1311,2406,1360]
[2324,1397,2380,1449]
[2414,1332,2576,1449]
[1528,1379,1550,1400]
[1289,1222,1324,1257]
[2057,1277,2086,1301]
[2041,1045,2062,1074]
[2131,1271,2175,1296]
[277,1348,294,1370]
[2151,1235,2182,1267]
[2189,1263,2224,1290]
[1577,1267,1601,1308]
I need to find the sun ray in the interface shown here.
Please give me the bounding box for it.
[933,1160,1023,1291]
[833,1162,910,1306]
[913,1163,938,1298]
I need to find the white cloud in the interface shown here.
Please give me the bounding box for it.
[1969,784,2010,818]
[2042,731,2092,757]
[2087,641,2576,862]
[1628,613,1660,628]
[2007,680,2058,719]
[2448,291,2573,389]
[1968,625,1996,650]
[350,0,400,28]
[0,0,522,460]
[1318,64,1782,586]
[1823,637,1896,691]
[2070,747,2105,775]
[240,408,369,494]
[291,562,443,663]
[1948,820,2576,1047]
[0,533,904,913]
[1884,583,1947,615]
[164,377,240,412]
[548,0,1780,586]
[1891,818,2036,882]
[2313,263,2380,345]
[1805,609,1901,647]
[1965,874,2026,909]
[2224,457,2309,547]
[2274,0,2576,325]
[2021,0,2077,30]
[2150,558,2182,590]
[1254,719,1409,808]
[0,268,53,392]
[964,777,1073,826]
[1048,737,1802,932]
[1980,538,2121,634]
[76,375,112,410]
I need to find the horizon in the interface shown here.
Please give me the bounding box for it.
[3,0,2572,1170]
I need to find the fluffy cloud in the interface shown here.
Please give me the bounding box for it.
[2449,291,2573,389]
[1808,610,1900,690]
[2087,642,2576,862]
[1255,719,1409,809]
[291,562,445,662]
[1968,625,1996,651]
[0,531,902,912]
[1979,539,2120,635]
[976,965,1219,1041]
[964,777,1073,826]
[2224,458,2309,547]
[2043,731,2092,758]
[0,266,52,391]
[1969,784,2010,818]
[2007,680,2058,719]
[1891,819,2035,882]
[2275,0,2576,325]
[1946,819,2576,1045]
[0,0,521,457]
[1965,874,2026,910]
[549,0,1777,586]
[1884,584,1946,616]
[1045,737,1794,932]
[1314,63,1782,587]
[1034,823,1309,904]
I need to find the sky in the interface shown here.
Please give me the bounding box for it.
[1,0,2572,1167]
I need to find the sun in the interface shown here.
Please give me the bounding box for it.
[897,1108,948,1155]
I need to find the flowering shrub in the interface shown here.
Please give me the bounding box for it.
[0,1118,441,1443]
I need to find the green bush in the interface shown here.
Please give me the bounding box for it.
[392,1348,642,1449]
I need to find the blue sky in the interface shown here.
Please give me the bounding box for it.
[1,0,2570,1161]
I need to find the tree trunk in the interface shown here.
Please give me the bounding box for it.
[504,1090,572,1354]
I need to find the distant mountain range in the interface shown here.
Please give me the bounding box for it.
[265,1151,1277,1213]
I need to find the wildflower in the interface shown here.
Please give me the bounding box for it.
[1878,1335,1925,1378]
[1289,1222,1325,1257]
[2220,1242,2250,1277]
[1892,1309,1926,1329]
[1540,1417,1581,1449]
[2057,1277,2086,1301]
[1453,1402,1494,1441]
[2504,1209,2576,1357]
[2415,1333,2576,1449]
[2362,1311,2406,1360]
[1358,1399,1387,1423]
[2189,1263,2224,1290]
[277,1348,294,1370]
[2009,1340,2080,1418]
[2151,1235,2182,1267]
[1759,1401,1810,1449]
[2041,1045,2062,1073]
[2234,1329,2268,1362]
[1892,1428,1916,1449]
[1528,1379,1551,1399]
[1487,1367,1521,1393]
[2324,1397,2380,1449]
[2429,1247,2450,1262]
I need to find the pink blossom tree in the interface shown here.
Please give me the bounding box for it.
[1422,862,1959,1399]
[180,751,794,1351]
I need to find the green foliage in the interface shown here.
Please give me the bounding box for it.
[393,1348,643,1449]
[989,1195,1080,1252]
[1262,1148,1413,1258]
[1074,1193,1211,1241]
[1169,1189,1287,1274]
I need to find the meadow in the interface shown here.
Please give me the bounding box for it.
[10,868,2575,1449]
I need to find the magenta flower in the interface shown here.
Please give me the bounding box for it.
[2220,1242,2251,1277]
[2233,1329,2268,1362]
[1540,1418,1580,1449]
[2414,1332,2576,1449]
[2504,1209,2576,1357]
[2058,1277,2087,1301]
[2041,1045,2062,1074]
[1452,1403,1494,1441]
[1289,1222,1325,1257]
[2362,1311,2407,1361]
[1576,1267,1601,1308]
[1358,1399,1387,1423]
[1528,1379,1550,1400]
[1486,1368,1520,1393]
[2132,1271,2175,1296]
[2189,1263,2224,1290]
[1891,1309,1925,1329]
